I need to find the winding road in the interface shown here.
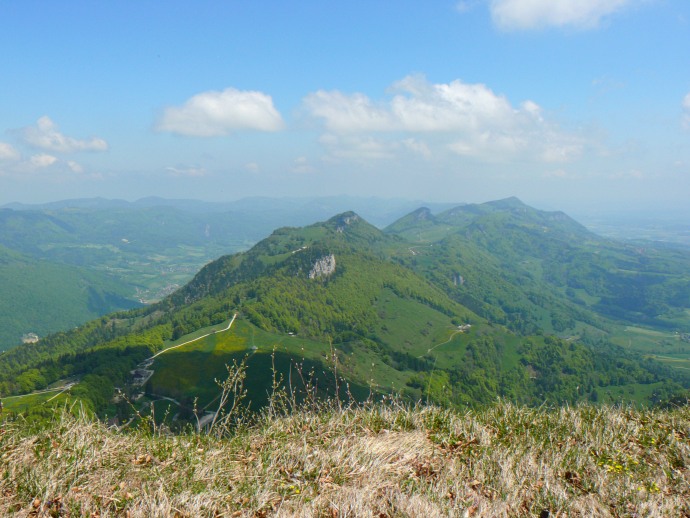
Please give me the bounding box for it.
[417,329,464,358]
[149,313,237,359]
[2,382,76,401]
[3,315,238,414]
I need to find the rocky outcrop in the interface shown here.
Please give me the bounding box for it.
[335,213,359,233]
[309,254,336,279]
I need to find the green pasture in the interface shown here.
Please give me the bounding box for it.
[373,290,465,358]
[611,325,690,372]
[148,315,417,411]
[1,390,71,415]
[148,318,341,409]
[597,381,668,406]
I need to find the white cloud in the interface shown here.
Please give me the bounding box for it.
[304,75,584,164]
[683,92,690,128]
[22,116,108,153]
[391,75,520,132]
[489,0,634,30]
[307,75,533,134]
[0,150,102,178]
[0,142,20,161]
[67,160,84,173]
[303,91,394,133]
[30,153,58,168]
[156,88,285,137]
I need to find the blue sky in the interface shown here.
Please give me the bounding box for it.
[1,0,689,213]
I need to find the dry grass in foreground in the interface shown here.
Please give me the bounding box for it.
[1,401,689,517]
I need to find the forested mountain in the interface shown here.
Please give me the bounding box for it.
[387,197,690,333]
[1,199,689,423]
[0,244,139,349]
[0,196,454,349]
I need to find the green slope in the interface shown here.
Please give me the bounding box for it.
[387,198,690,334]
[0,245,140,350]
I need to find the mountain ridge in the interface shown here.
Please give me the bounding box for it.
[1,199,689,421]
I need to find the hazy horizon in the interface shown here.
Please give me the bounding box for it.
[2,1,689,214]
[4,194,690,231]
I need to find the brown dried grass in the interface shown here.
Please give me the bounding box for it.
[1,401,689,517]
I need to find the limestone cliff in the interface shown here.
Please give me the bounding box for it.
[309,254,336,279]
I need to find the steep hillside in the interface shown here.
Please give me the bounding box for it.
[0,245,139,350]
[387,198,690,333]
[0,197,452,345]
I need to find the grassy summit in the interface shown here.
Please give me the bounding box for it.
[1,401,688,516]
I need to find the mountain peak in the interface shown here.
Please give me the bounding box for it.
[411,207,433,220]
[383,206,438,235]
[327,211,360,226]
[485,196,528,210]
[326,211,372,235]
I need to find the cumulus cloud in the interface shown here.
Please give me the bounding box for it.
[30,153,58,168]
[66,160,84,173]
[489,0,634,30]
[305,75,522,134]
[0,142,20,161]
[22,116,108,153]
[156,88,285,136]
[0,146,101,178]
[303,91,394,133]
[304,75,584,164]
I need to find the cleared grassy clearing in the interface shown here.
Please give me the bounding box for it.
[1,390,71,415]
[611,326,690,372]
[148,319,338,409]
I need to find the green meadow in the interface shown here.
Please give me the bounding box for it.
[1,390,70,416]
[148,319,339,410]
[611,325,690,372]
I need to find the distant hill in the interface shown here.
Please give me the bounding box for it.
[2,195,458,228]
[386,197,690,331]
